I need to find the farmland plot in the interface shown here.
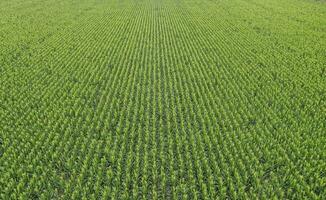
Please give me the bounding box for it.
[0,0,325,199]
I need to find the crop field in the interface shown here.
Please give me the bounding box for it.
[0,0,325,199]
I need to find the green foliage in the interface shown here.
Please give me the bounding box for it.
[0,0,325,199]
